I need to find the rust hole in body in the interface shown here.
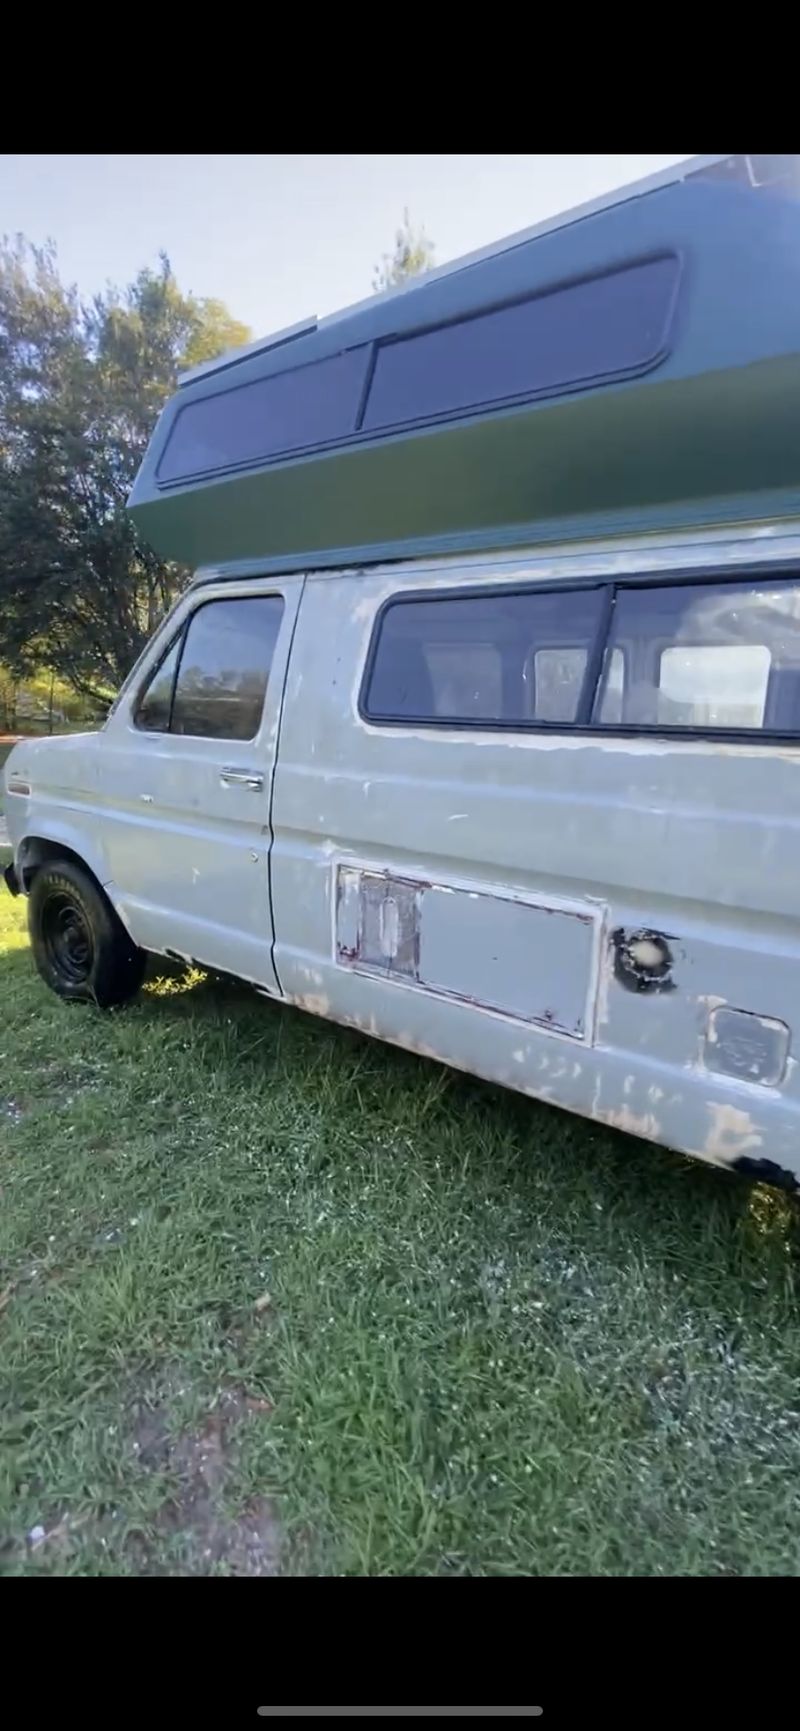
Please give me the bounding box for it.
[611,927,676,995]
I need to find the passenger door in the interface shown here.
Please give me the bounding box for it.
[101,579,302,989]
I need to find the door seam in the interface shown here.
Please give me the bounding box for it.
[266,575,307,995]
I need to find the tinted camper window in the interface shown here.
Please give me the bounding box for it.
[158,351,370,484]
[362,257,680,431]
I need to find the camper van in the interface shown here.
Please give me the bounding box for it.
[6,153,800,1192]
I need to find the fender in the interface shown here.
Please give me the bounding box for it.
[11,820,129,931]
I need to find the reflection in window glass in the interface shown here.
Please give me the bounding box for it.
[170,596,284,740]
[532,647,586,722]
[592,647,626,725]
[424,643,503,719]
[366,587,605,724]
[594,581,800,731]
[658,645,770,728]
[530,645,624,722]
[135,635,182,732]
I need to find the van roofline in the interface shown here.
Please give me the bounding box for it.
[185,508,800,591]
[178,153,733,389]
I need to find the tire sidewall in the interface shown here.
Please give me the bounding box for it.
[28,861,143,1007]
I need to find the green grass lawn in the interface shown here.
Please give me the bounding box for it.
[2,858,800,1576]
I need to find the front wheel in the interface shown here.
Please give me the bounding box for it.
[28,859,146,1008]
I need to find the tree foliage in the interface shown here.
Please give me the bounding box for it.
[372,208,436,293]
[0,238,250,702]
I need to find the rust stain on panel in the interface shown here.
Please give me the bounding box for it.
[704,1102,763,1163]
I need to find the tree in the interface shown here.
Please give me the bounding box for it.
[0,238,250,703]
[372,208,436,293]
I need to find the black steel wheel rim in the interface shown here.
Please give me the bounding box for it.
[41,891,94,985]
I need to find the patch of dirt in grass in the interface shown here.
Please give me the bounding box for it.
[131,1386,281,1576]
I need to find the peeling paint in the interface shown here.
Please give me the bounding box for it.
[382,1024,451,1065]
[601,1104,662,1140]
[704,1102,763,1163]
[294,992,331,1017]
[351,595,375,624]
[358,722,800,763]
[298,966,325,987]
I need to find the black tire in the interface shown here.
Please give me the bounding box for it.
[28,859,146,1008]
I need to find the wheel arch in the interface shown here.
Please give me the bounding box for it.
[18,834,100,891]
[15,834,129,931]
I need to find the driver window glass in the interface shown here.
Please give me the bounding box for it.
[134,635,182,732]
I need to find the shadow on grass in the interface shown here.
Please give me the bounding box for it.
[135,955,800,1286]
[4,923,799,1297]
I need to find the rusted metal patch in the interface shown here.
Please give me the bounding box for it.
[360,875,420,978]
[336,868,422,977]
[703,1005,790,1088]
[335,865,597,1038]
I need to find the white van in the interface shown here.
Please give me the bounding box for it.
[6,154,800,1192]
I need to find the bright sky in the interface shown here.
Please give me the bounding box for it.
[0,154,692,340]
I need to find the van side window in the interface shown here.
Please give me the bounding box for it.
[364,588,605,725]
[364,576,800,737]
[595,582,800,730]
[134,596,284,739]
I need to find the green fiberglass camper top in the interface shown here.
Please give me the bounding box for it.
[127,154,800,574]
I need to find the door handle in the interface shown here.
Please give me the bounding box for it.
[219,767,265,792]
